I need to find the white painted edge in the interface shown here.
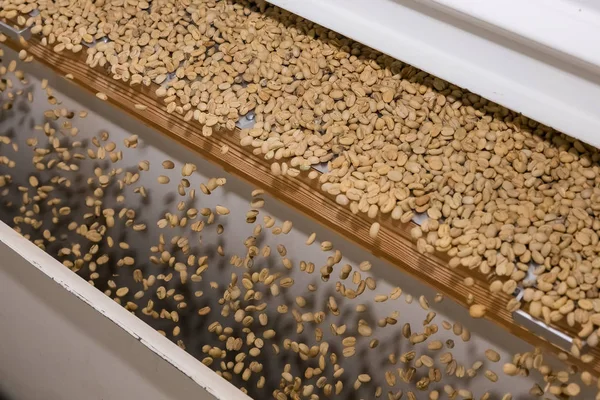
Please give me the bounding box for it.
[428,0,600,72]
[0,221,249,400]
[267,0,600,150]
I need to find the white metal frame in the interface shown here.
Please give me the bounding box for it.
[0,221,248,400]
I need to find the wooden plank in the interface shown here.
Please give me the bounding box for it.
[2,36,598,374]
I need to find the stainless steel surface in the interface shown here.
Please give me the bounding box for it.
[512,290,583,353]
[0,20,30,41]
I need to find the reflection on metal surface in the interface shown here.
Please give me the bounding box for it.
[82,36,108,48]
[0,20,30,41]
[236,111,256,130]
[512,290,584,352]
[411,213,428,227]
[312,162,328,174]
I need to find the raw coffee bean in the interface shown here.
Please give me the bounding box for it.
[369,222,380,239]
[469,304,487,318]
[484,370,498,382]
[563,383,580,397]
[182,163,196,176]
[320,241,333,251]
[28,175,39,187]
[503,363,518,376]
[216,206,230,215]
[485,349,501,362]
[162,160,175,169]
